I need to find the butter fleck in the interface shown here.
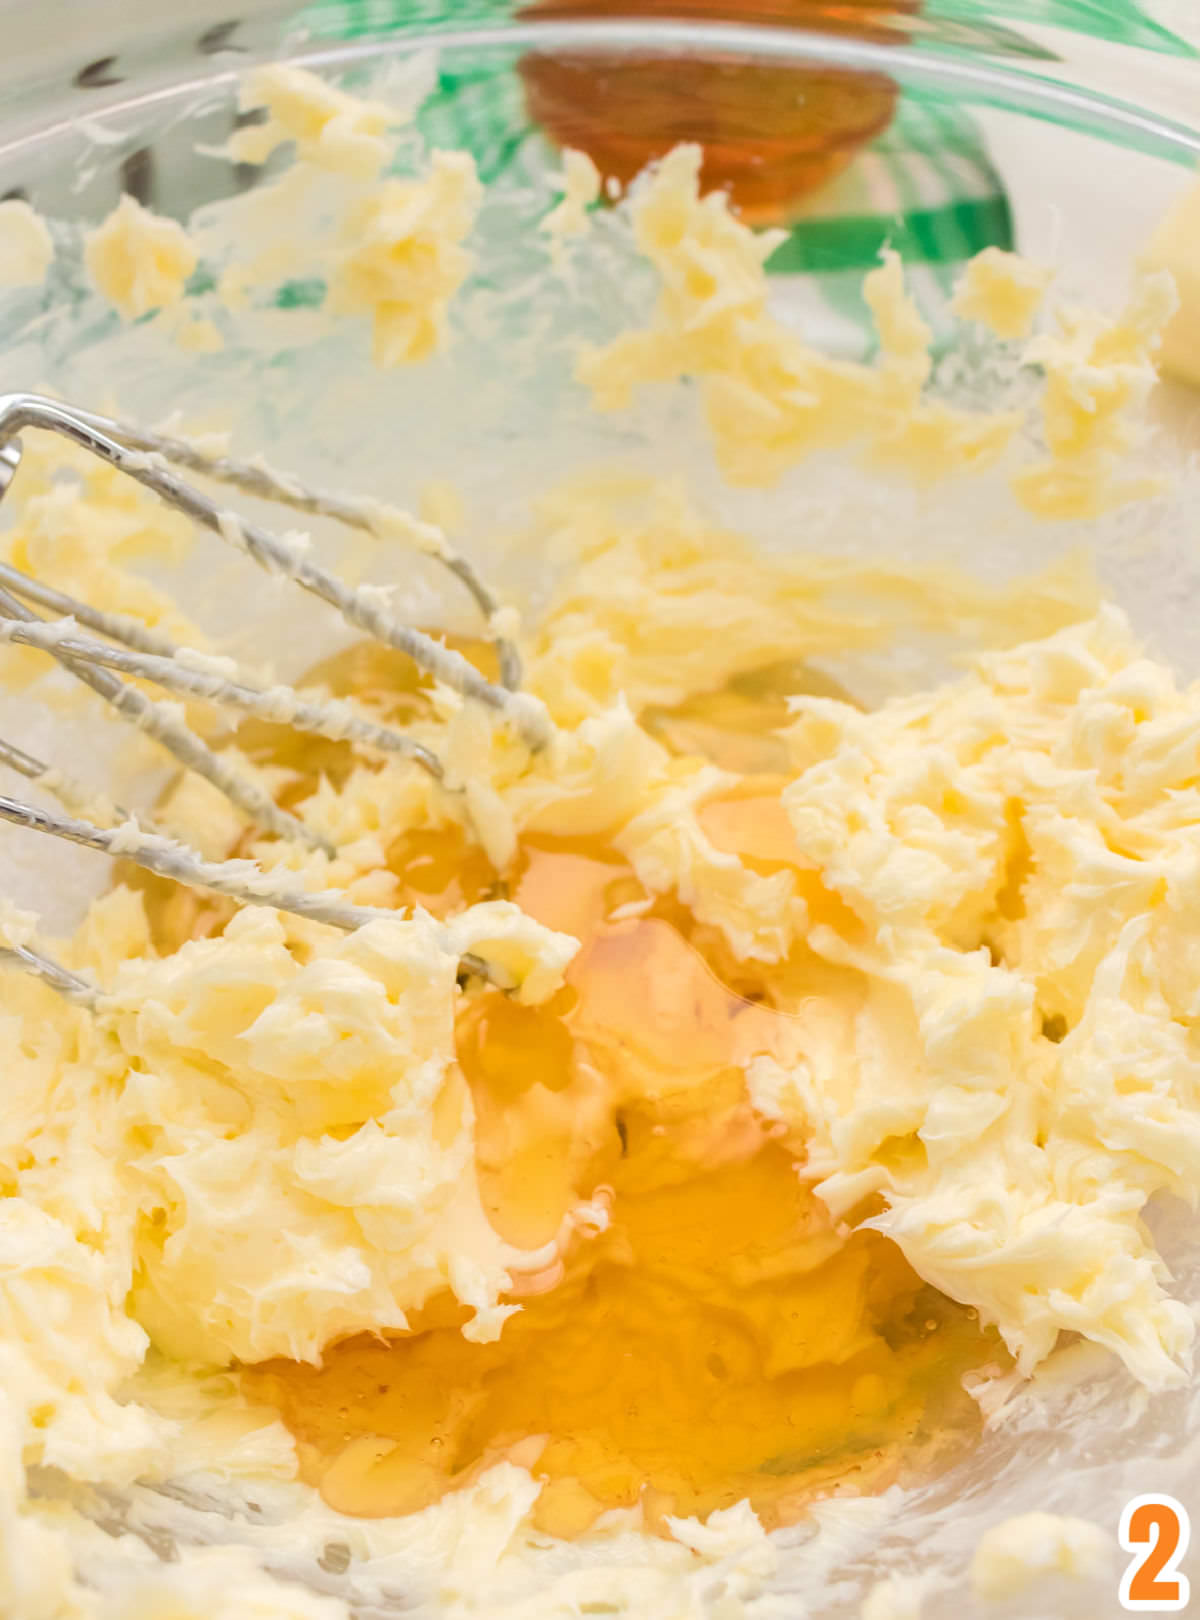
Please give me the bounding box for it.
[952,245,1054,340]
[970,1512,1111,1599]
[85,194,197,320]
[1141,173,1200,388]
[543,148,602,259]
[232,62,401,178]
[328,150,483,366]
[861,1574,934,1620]
[0,198,53,288]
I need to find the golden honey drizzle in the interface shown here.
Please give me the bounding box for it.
[134,643,1004,1538]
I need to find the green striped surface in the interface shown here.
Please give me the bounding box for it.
[925,0,1194,55]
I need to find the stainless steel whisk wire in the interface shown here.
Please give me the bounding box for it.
[0,391,551,1001]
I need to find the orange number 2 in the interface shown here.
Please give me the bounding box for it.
[1120,1495,1191,1613]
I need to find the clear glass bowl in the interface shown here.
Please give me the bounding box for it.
[1,5,1199,1616]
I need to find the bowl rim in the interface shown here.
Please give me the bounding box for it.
[0,16,1195,173]
[296,18,1200,165]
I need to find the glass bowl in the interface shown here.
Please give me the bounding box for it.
[1,5,1199,1616]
